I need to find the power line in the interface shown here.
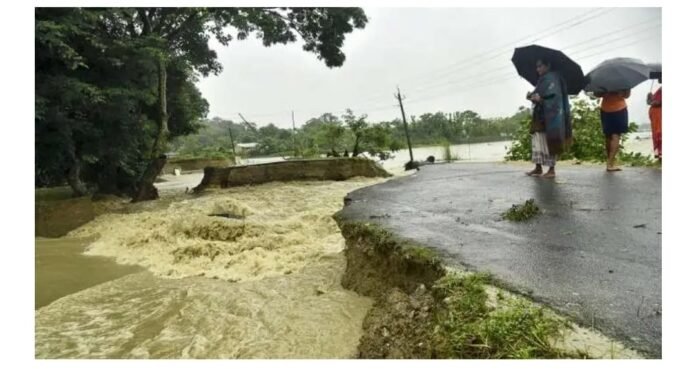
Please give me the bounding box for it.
[574,33,661,61]
[328,10,648,112]
[353,25,659,112]
[337,8,612,110]
[563,17,661,52]
[383,33,661,112]
[399,21,661,100]
[404,8,611,85]
[568,24,661,56]
[240,12,660,123]
[394,34,661,112]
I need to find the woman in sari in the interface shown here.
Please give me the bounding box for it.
[647,76,662,160]
[525,58,573,178]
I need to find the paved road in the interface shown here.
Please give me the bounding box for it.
[338,163,661,357]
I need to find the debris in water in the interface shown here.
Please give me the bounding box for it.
[209,212,245,219]
[502,199,540,222]
[633,224,647,229]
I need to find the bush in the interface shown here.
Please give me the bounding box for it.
[505,97,648,165]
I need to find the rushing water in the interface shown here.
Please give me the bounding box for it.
[35,134,654,358]
[35,177,382,358]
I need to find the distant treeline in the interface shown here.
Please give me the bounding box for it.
[170,108,531,158]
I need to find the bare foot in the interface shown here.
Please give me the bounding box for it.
[606,166,623,172]
[541,171,556,178]
[526,169,542,177]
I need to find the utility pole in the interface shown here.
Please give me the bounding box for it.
[291,110,300,157]
[227,125,237,157]
[291,110,297,154]
[395,87,414,163]
[237,113,257,132]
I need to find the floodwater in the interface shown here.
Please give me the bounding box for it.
[34,133,653,358]
[239,132,654,174]
[35,176,383,358]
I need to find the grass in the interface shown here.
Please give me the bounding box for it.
[502,199,541,222]
[431,273,574,359]
[403,246,441,265]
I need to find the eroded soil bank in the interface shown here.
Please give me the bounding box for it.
[334,219,644,359]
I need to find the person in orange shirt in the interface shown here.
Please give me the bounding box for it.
[596,89,630,171]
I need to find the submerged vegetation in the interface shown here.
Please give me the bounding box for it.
[502,199,541,222]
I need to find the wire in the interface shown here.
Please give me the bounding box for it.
[338,8,612,109]
[239,11,660,123]
[333,13,656,112]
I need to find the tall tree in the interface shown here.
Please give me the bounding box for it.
[35,7,368,200]
[342,109,369,157]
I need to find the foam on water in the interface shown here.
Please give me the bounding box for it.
[37,177,385,358]
[68,178,384,282]
[35,255,372,358]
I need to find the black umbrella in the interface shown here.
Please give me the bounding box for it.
[584,57,652,93]
[511,45,585,95]
[647,62,661,79]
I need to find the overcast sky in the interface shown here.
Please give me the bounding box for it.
[197,7,661,129]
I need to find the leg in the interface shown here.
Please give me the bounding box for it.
[528,133,543,176]
[541,166,556,178]
[526,164,542,176]
[541,155,556,178]
[607,134,622,171]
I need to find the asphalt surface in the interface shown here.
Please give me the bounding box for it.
[338,162,661,357]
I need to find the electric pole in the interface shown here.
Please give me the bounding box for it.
[395,87,414,163]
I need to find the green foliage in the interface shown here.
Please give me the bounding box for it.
[504,113,533,162]
[432,273,568,359]
[477,300,565,359]
[505,97,650,165]
[566,99,604,161]
[36,7,368,194]
[502,199,540,222]
[618,151,660,167]
[403,246,440,265]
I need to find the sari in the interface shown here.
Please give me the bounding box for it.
[532,71,573,156]
[649,87,662,159]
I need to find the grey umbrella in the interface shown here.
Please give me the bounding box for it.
[584,57,652,93]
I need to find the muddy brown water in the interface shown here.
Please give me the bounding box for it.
[35,175,384,358]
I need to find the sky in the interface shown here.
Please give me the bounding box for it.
[196,7,662,129]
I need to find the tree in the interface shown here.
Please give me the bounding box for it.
[35,7,368,200]
[362,122,398,160]
[304,113,346,156]
[343,109,369,157]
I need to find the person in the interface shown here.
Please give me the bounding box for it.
[525,58,573,178]
[596,88,630,171]
[647,76,662,160]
